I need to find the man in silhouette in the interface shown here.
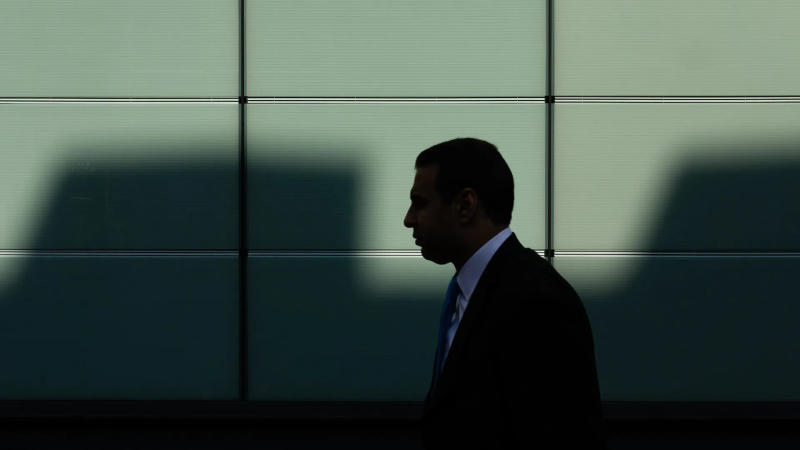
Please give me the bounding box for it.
[405,138,607,449]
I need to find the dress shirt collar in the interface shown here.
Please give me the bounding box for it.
[455,227,512,301]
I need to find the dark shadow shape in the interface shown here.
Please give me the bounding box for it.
[577,157,800,407]
[0,143,436,404]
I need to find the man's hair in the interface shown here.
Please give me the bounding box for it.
[415,137,514,226]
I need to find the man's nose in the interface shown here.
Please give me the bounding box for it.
[403,209,414,228]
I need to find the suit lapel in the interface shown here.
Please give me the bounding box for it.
[425,233,524,409]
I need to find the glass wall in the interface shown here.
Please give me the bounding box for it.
[1,0,797,404]
[0,1,239,399]
[554,0,800,401]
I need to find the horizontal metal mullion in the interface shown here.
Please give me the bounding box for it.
[4,250,792,258]
[250,250,421,257]
[249,250,546,257]
[556,96,800,104]
[0,98,239,104]
[7,96,800,104]
[555,251,800,257]
[248,97,545,104]
[0,250,238,257]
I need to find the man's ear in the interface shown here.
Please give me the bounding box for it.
[454,188,479,223]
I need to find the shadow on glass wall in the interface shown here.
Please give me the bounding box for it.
[1,139,799,410]
[0,141,434,402]
[574,150,800,403]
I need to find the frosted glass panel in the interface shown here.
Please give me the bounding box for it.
[554,103,800,251]
[0,255,238,399]
[248,103,545,250]
[0,104,238,250]
[555,0,800,95]
[247,0,545,96]
[248,255,453,400]
[554,255,800,401]
[0,0,237,97]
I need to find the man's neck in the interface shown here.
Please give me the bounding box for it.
[452,226,506,272]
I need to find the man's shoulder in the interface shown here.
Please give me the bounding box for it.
[492,242,549,283]
[490,242,581,308]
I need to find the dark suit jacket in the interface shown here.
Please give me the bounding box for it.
[420,233,608,449]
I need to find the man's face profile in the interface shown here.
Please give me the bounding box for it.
[403,164,457,264]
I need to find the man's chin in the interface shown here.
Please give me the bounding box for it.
[420,246,449,265]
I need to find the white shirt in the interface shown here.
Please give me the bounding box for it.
[442,227,512,362]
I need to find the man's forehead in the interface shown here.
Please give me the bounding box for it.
[411,165,437,193]
[414,165,439,187]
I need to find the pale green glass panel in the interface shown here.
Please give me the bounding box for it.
[555,0,800,95]
[554,255,800,401]
[248,103,545,250]
[248,255,454,400]
[0,0,237,97]
[0,104,238,250]
[554,104,800,251]
[0,255,238,399]
[246,0,545,96]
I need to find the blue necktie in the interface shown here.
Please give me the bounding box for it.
[431,276,460,390]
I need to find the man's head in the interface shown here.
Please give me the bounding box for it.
[403,137,514,267]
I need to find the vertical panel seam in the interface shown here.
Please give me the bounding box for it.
[545,0,554,262]
[238,0,248,402]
